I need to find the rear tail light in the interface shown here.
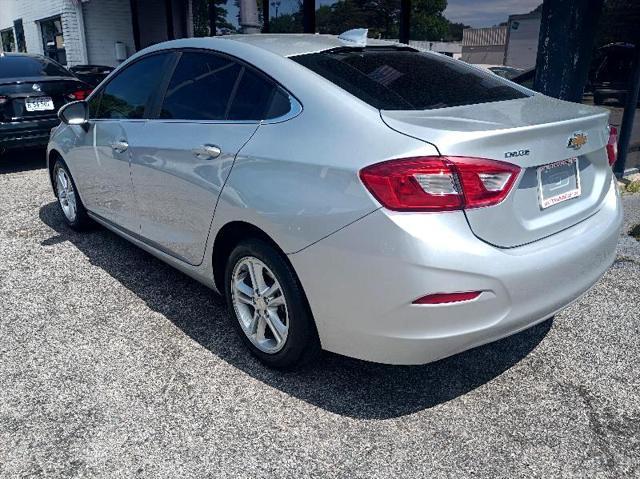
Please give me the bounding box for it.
[359,156,520,212]
[0,95,8,105]
[66,89,92,101]
[413,291,481,304]
[606,125,618,167]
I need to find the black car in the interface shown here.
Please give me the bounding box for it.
[510,68,535,89]
[511,44,638,106]
[68,64,115,87]
[0,53,92,154]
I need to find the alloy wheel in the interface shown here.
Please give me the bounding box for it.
[231,256,289,354]
[56,167,77,223]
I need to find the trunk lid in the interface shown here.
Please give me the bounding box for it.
[0,77,83,122]
[381,95,612,248]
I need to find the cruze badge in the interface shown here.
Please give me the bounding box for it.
[505,149,530,159]
[567,131,587,150]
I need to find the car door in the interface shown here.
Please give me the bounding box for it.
[73,52,174,231]
[129,50,279,266]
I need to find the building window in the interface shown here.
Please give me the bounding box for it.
[1,28,15,52]
[40,17,66,65]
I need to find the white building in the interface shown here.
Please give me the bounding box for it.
[0,0,195,67]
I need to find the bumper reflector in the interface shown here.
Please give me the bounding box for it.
[413,291,481,305]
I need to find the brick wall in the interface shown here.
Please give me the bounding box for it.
[0,0,87,65]
[82,0,136,66]
[0,0,194,67]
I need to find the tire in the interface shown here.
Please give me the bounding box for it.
[593,92,604,105]
[225,239,321,369]
[52,158,92,231]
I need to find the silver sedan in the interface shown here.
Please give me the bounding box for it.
[47,33,623,368]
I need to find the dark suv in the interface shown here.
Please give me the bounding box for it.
[0,53,91,154]
[591,43,638,105]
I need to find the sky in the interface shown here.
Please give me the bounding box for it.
[444,0,542,27]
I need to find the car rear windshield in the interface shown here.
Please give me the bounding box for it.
[291,47,529,110]
[0,55,71,79]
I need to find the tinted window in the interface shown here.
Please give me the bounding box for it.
[160,51,291,121]
[161,52,241,121]
[292,48,529,110]
[228,68,282,121]
[88,91,102,118]
[96,53,170,120]
[0,55,71,79]
[597,49,634,83]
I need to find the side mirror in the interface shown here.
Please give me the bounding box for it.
[58,101,89,126]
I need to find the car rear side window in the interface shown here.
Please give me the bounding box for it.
[95,53,170,120]
[227,68,285,121]
[0,55,71,79]
[160,51,292,122]
[292,48,529,110]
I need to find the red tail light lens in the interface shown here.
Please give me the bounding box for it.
[413,291,481,304]
[359,156,520,212]
[606,125,618,167]
[66,89,92,101]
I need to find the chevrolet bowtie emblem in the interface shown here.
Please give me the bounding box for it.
[567,132,587,150]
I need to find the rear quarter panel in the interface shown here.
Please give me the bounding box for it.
[212,108,438,255]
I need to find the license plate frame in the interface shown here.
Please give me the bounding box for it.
[25,96,55,112]
[537,157,581,209]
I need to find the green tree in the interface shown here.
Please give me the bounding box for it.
[409,0,448,40]
[444,21,469,42]
[192,0,236,35]
[316,1,368,35]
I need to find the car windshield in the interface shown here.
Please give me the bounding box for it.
[0,55,71,79]
[292,47,529,110]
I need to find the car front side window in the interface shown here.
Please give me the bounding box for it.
[95,53,171,120]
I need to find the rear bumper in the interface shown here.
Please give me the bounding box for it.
[289,179,622,365]
[0,118,59,149]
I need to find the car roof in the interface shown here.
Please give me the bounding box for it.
[0,52,44,58]
[196,34,401,58]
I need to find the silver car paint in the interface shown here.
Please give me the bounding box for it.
[47,35,622,365]
[289,178,622,364]
[382,95,612,247]
[129,120,260,265]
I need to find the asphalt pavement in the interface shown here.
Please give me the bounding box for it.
[0,150,639,478]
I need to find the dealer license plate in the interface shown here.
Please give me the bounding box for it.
[537,158,581,209]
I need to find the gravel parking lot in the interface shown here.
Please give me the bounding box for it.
[1,150,639,478]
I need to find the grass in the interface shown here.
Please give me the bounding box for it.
[627,181,640,194]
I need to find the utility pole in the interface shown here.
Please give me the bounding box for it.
[208,0,216,36]
[534,0,604,102]
[239,0,261,33]
[399,0,410,44]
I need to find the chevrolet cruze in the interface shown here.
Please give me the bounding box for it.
[47,33,623,368]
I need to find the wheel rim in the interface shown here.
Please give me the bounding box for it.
[231,256,289,354]
[56,167,77,223]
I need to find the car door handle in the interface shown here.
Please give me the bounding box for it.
[192,144,222,160]
[111,140,128,153]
